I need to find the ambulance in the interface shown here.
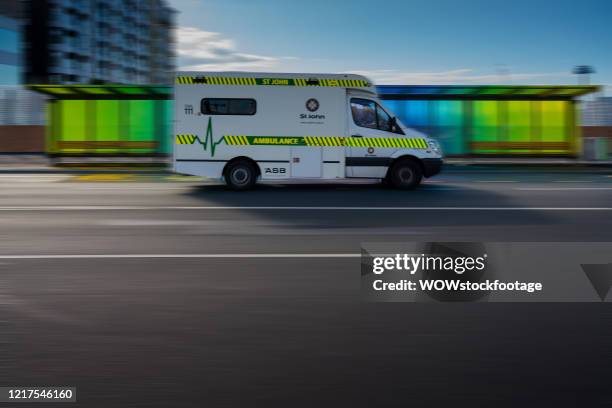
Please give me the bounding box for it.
[173,72,443,190]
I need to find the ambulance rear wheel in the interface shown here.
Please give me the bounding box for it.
[389,159,422,190]
[225,160,257,190]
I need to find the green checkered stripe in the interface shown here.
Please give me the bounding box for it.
[222,136,428,149]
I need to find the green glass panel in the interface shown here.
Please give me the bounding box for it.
[128,100,154,153]
[471,101,499,153]
[506,101,531,142]
[95,100,121,153]
[129,100,154,142]
[432,101,464,155]
[541,101,566,143]
[59,100,87,153]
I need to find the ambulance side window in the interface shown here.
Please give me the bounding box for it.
[351,98,404,135]
[201,98,256,115]
[376,105,391,132]
[350,98,377,129]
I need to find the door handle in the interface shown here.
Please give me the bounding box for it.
[351,134,363,138]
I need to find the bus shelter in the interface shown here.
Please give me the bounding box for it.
[378,85,599,156]
[27,85,172,157]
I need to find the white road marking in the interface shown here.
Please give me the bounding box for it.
[0,253,361,259]
[515,187,612,191]
[0,206,610,211]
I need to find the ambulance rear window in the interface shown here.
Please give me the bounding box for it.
[201,98,256,115]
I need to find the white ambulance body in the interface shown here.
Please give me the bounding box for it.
[173,72,443,189]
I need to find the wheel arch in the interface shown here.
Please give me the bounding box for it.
[222,156,261,178]
[385,155,424,179]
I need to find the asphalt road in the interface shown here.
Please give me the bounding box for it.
[2,168,612,407]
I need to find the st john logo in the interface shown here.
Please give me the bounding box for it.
[306,98,319,112]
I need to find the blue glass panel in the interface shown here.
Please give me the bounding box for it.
[0,28,18,53]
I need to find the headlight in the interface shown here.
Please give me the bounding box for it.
[427,139,442,155]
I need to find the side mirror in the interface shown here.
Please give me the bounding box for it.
[390,117,398,132]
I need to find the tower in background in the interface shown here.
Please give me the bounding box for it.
[0,0,22,86]
[23,0,175,85]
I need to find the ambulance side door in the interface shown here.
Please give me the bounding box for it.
[346,97,395,178]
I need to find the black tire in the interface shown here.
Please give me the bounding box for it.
[224,160,258,190]
[389,159,423,189]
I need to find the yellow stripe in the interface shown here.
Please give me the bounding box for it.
[177,76,370,87]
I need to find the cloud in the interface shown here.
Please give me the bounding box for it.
[346,68,574,85]
[175,26,294,71]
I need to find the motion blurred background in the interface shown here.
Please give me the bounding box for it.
[2,3,612,406]
[0,0,611,163]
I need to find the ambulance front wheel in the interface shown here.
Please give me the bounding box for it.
[225,160,258,190]
[388,159,423,190]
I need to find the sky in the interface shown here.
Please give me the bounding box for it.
[168,0,612,91]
